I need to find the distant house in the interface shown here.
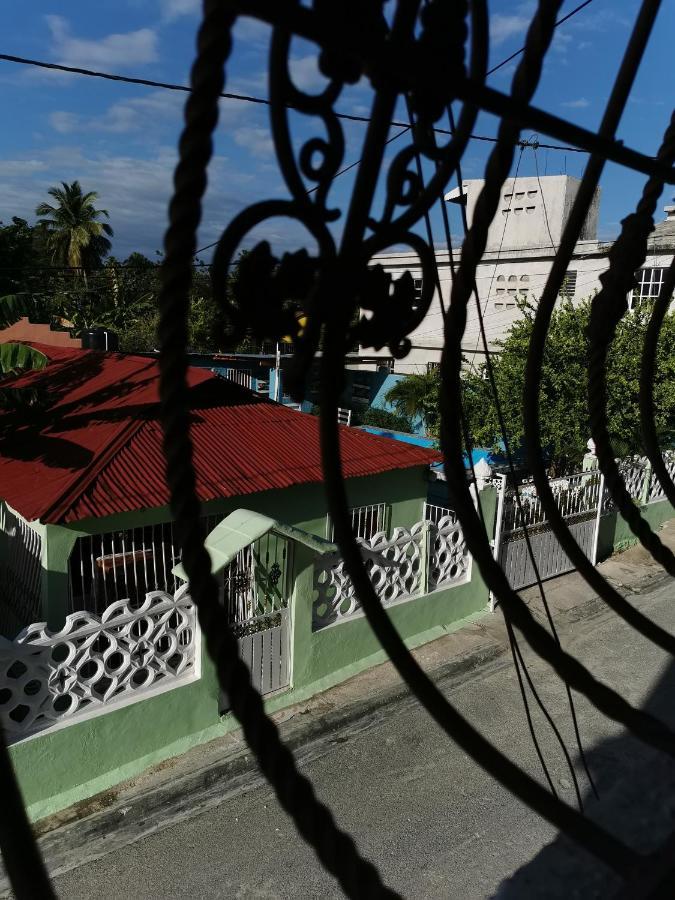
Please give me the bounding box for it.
[0,345,492,821]
[362,178,675,373]
[0,345,437,636]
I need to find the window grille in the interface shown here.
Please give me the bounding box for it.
[69,514,223,615]
[412,277,423,302]
[326,503,390,542]
[559,270,577,299]
[629,267,667,308]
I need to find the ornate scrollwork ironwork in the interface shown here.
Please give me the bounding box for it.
[6,1,675,898]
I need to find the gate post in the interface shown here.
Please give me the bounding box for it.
[490,474,507,612]
[641,461,652,506]
[591,471,605,565]
[417,519,432,595]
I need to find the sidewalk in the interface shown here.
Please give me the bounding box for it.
[8,520,675,892]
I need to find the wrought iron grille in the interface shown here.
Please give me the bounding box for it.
[5,1,675,897]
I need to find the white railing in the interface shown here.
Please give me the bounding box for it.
[313,511,469,629]
[337,407,352,426]
[502,471,602,535]
[325,502,390,542]
[0,586,198,742]
[219,367,253,390]
[423,502,451,526]
[0,506,43,637]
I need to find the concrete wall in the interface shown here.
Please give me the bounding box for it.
[597,498,675,559]
[447,175,599,251]
[10,470,498,821]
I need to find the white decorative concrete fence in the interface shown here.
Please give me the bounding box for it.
[313,510,470,629]
[0,585,198,742]
[647,452,675,503]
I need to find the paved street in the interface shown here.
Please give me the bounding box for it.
[47,556,675,900]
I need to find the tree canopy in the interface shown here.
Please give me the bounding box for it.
[461,298,675,471]
[384,370,440,435]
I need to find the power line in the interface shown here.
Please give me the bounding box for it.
[0,52,588,156]
[486,0,596,76]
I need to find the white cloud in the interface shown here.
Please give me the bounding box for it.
[48,89,246,136]
[490,14,530,47]
[159,0,200,22]
[0,145,250,258]
[49,111,80,134]
[0,145,312,259]
[233,126,275,159]
[45,15,158,68]
[561,97,590,109]
[288,55,329,93]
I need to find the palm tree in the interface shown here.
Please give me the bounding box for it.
[35,181,113,270]
[384,370,440,436]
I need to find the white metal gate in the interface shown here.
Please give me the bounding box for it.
[218,535,291,711]
[495,470,603,592]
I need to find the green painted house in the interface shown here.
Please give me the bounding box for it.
[0,346,493,820]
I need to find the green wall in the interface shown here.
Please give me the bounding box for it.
[597,498,675,558]
[9,474,496,822]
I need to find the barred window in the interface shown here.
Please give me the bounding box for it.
[559,270,577,299]
[630,267,666,308]
[326,503,390,542]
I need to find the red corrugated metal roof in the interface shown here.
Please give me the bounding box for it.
[0,346,438,524]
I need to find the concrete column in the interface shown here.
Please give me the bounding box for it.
[43,525,79,631]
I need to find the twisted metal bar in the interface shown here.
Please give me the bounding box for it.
[520,0,675,656]
[156,4,396,896]
[439,0,675,756]
[640,257,675,507]
[318,0,642,877]
[587,112,675,575]
[408,95,583,810]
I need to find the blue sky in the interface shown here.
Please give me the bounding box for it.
[0,0,672,260]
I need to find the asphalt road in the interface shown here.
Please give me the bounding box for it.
[51,577,675,899]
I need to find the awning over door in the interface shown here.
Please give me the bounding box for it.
[172,508,337,582]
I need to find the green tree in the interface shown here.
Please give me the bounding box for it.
[384,370,440,436]
[461,298,675,472]
[35,181,113,270]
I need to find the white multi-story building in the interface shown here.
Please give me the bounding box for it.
[360,175,675,373]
